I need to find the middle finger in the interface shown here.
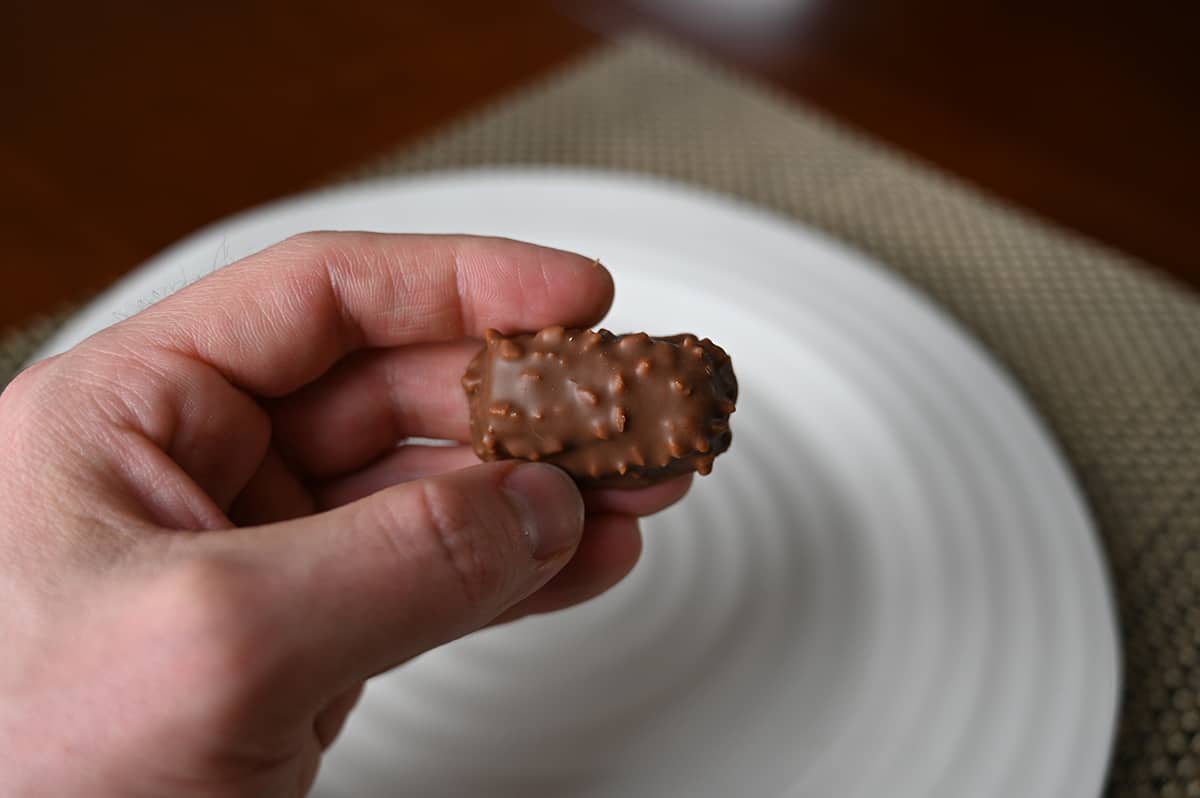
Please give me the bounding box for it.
[270,340,478,479]
[315,443,694,517]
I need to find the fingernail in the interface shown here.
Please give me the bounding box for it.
[503,463,584,560]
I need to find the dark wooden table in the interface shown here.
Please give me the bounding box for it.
[5,1,1197,332]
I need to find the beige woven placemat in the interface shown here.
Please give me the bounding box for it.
[5,33,1199,796]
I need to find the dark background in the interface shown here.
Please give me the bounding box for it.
[5,1,1197,331]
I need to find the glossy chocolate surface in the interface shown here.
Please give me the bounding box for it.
[462,326,737,488]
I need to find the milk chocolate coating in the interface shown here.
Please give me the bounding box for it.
[461,326,737,488]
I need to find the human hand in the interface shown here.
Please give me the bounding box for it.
[0,233,691,797]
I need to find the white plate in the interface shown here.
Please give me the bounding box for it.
[30,169,1120,797]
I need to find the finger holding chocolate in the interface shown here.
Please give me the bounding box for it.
[461,326,737,489]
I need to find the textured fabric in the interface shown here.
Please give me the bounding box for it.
[5,34,1199,796]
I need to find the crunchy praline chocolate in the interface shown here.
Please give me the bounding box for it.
[461,326,737,488]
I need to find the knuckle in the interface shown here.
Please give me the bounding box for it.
[0,357,54,414]
[0,358,76,466]
[284,230,329,246]
[276,230,339,257]
[147,556,273,691]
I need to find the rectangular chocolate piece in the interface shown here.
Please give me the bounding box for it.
[462,326,736,489]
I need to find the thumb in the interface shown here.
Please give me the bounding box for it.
[228,460,583,689]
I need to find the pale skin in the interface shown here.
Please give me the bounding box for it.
[0,233,691,797]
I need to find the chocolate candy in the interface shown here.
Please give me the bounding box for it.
[461,326,737,488]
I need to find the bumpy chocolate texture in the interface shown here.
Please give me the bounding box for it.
[461,326,737,489]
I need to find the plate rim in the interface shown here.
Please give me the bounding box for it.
[25,166,1122,794]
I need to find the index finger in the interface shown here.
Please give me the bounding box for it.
[104,232,614,397]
